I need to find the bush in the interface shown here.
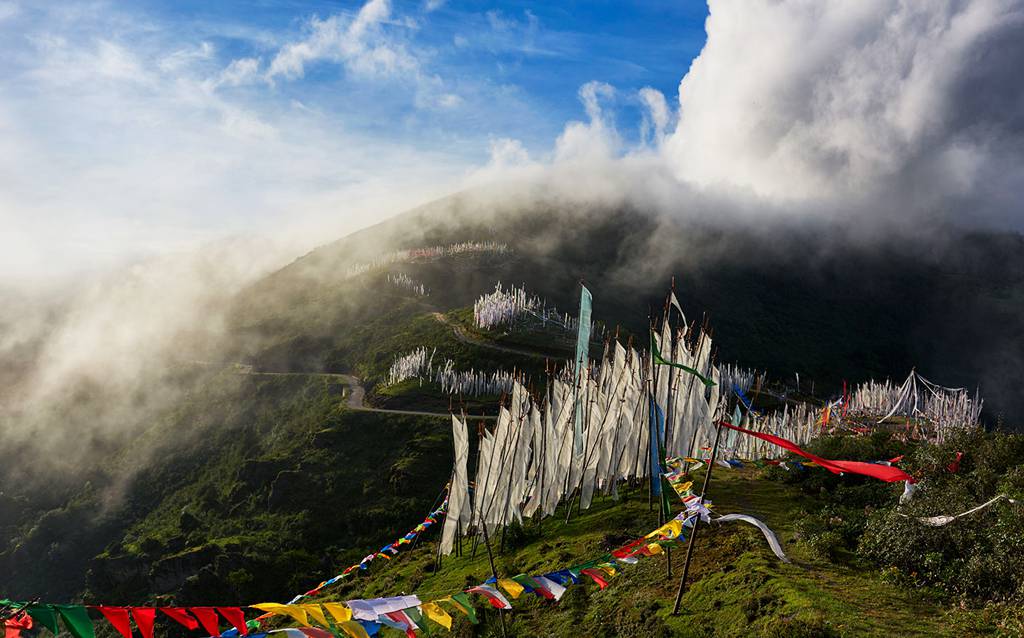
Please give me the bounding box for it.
[858,430,1024,602]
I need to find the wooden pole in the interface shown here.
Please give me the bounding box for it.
[672,414,725,615]
[479,523,508,638]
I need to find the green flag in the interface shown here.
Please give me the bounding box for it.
[448,593,477,624]
[55,605,95,638]
[650,330,715,388]
[27,606,60,635]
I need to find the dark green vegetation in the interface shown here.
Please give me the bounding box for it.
[2,199,1023,635]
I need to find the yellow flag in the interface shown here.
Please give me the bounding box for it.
[300,604,329,627]
[497,578,525,599]
[646,519,683,540]
[321,603,352,624]
[420,602,453,630]
[251,604,309,627]
[646,543,664,555]
[337,621,371,638]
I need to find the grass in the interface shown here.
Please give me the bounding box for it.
[294,467,999,637]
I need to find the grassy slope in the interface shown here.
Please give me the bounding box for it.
[299,467,1007,637]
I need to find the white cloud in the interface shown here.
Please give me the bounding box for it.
[555,81,618,162]
[424,0,446,11]
[265,0,417,82]
[638,86,671,145]
[215,56,261,87]
[663,0,1024,225]
[0,3,470,288]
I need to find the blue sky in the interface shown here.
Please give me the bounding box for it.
[131,0,708,151]
[0,0,709,281]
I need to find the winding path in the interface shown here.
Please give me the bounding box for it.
[237,369,496,420]
[429,312,549,359]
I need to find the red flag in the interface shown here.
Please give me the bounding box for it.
[947,451,964,473]
[580,568,609,589]
[131,609,156,638]
[718,421,916,483]
[215,609,246,636]
[611,538,646,559]
[161,608,199,631]
[382,612,417,638]
[97,607,133,638]
[4,612,33,638]
[189,608,220,637]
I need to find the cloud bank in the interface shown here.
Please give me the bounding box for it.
[663,0,1024,227]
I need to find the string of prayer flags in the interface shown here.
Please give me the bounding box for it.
[280,497,450,606]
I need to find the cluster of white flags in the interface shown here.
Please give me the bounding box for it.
[387,272,428,296]
[387,347,518,397]
[439,317,818,554]
[719,363,763,395]
[473,282,604,339]
[847,370,982,442]
[387,347,436,387]
[345,241,509,279]
[473,282,545,331]
[433,359,518,397]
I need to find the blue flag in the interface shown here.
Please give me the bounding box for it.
[648,394,666,495]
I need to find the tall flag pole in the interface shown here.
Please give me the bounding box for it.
[573,283,593,456]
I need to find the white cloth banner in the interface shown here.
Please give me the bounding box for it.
[902,494,1019,526]
[715,513,791,563]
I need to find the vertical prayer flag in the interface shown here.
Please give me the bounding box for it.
[650,330,715,387]
[573,284,593,455]
[648,394,665,496]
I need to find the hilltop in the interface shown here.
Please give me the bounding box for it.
[2,198,1023,636]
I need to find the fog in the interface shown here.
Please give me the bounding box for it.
[2,0,1023,484]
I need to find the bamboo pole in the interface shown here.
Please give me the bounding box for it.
[672,412,725,615]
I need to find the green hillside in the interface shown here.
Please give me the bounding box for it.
[3,202,1024,636]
